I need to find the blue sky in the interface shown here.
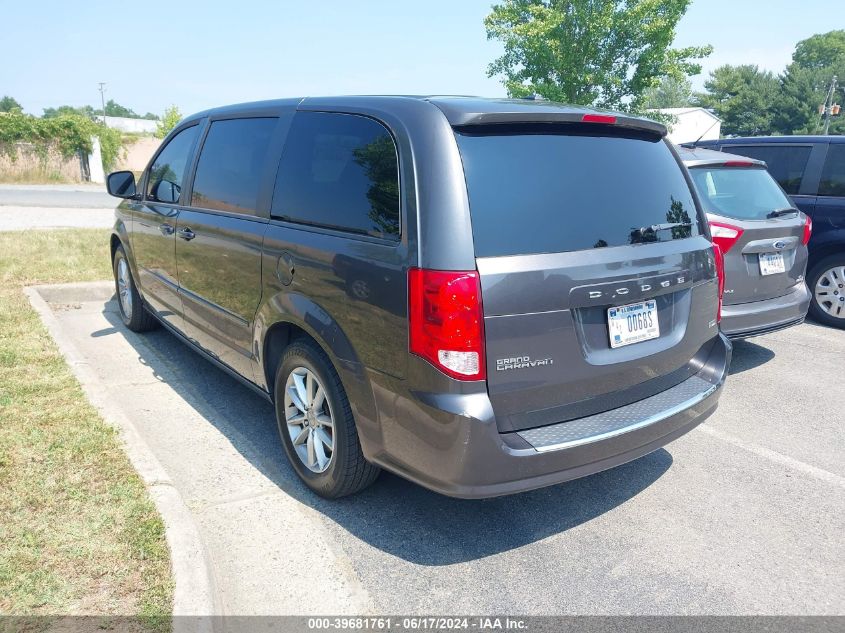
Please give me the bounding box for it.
[2,0,833,117]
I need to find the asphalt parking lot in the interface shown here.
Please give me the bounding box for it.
[34,282,845,616]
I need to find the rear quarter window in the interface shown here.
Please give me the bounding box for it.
[455,128,700,257]
[272,112,400,240]
[722,145,811,195]
[819,144,845,197]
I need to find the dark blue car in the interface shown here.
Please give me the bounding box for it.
[685,136,845,328]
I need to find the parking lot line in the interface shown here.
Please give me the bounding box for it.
[699,425,845,489]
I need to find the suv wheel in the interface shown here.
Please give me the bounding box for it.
[273,339,380,498]
[113,245,158,332]
[808,255,845,329]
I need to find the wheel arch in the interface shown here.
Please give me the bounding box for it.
[256,292,365,399]
[808,232,845,272]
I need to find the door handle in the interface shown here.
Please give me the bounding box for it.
[177,227,196,241]
[159,223,175,236]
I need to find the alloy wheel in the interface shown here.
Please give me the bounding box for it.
[117,258,133,320]
[284,366,335,473]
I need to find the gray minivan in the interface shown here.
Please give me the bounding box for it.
[679,147,812,338]
[106,96,731,499]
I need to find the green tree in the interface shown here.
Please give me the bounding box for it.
[103,99,139,118]
[696,65,781,136]
[775,31,845,135]
[643,75,693,109]
[155,105,182,139]
[484,0,711,111]
[43,105,97,120]
[0,96,22,112]
[792,30,845,70]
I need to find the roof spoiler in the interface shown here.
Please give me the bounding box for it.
[449,111,667,137]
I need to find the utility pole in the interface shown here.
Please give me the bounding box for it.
[98,82,107,126]
[822,75,838,136]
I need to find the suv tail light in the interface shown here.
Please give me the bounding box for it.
[408,268,486,381]
[713,243,725,322]
[709,221,744,254]
[802,214,813,245]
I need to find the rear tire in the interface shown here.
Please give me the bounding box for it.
[113,245,158,332]
[807,254,845,329]
[273,339,380,498]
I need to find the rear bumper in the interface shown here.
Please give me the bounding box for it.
[720,282,810,339]
[367,334,731,499]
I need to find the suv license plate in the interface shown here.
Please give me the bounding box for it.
[759,252,786,276]
[608,300,660,349]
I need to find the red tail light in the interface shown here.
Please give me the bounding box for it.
[802,214,813,246]
[581,113,617,124]
[723,160,755,167]
[408,268,486,381]
[709,221,744,254]
[713,243,725,323]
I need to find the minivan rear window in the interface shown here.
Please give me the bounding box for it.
[689,166,793,220]
[455,129,699,257]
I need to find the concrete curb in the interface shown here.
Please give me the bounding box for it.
[25,284,220,630]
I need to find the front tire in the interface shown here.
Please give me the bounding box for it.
[113,245,158,332]
[274,339,380,498]
[807,254,845,329]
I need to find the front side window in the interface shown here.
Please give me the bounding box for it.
[819,144,845,197]
[191,118,279,215]
[723,145,811,195]
[272,112,400,239]
[146,125,200,203]
[690,166,793,220]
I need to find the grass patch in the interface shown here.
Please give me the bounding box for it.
[0,170,74,185]
[0,230,172,629]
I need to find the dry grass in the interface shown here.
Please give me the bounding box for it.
[0,230,172,631]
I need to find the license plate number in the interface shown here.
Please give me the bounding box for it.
[608,300,660,349]
[759,252,786,276]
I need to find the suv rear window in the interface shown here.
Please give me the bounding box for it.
[722,145,811,195]
[455,128,699,257]
[689,166,793,220]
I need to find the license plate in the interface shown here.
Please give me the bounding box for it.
[759,252,786,276]
[608,300,660,349]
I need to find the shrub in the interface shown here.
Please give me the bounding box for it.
[0,111,123,172]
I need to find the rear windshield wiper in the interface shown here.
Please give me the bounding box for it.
[634,222,692,235]
[645,222,693,232]
[767,207,799,219]
[630,222,692,242]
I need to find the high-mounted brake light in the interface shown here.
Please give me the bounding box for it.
[802,214,813,246]
[709,221,744,254]
[408,268,486,381]
[712,243,725,323]
[581,113,617,124]
[723,160,756,167]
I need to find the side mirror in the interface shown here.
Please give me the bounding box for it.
[107,171,137,199]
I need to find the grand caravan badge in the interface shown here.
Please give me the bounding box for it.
[496,355,554,371]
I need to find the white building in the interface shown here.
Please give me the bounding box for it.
[104,116,158,134]
[653,107,721,144]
